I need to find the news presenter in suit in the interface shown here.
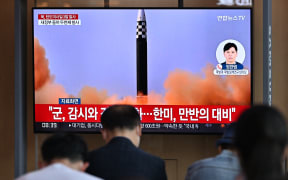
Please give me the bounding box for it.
[86,105,167,180]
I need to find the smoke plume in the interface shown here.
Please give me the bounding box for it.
[78,86,109,104]
[164,64,250,105]
[34,38,50,90]
[34,37,250,105]
[35,77,69,104]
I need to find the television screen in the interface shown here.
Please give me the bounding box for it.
[33,8,251,133]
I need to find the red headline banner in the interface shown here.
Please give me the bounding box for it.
[38,14,79,20]
[35,104,249,124]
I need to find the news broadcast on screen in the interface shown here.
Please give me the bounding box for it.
[33,8,251,133]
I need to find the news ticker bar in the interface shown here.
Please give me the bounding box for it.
[35,104,249,124]
[35,122,225,133]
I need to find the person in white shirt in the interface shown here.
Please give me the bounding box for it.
[16,134,102,180]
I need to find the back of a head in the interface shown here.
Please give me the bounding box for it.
[41,134,88,164]
[235,105,287,154]
[101,104,141,130]
[216,122,237,150]
[235,105,288,180]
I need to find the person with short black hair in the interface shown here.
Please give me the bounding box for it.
[185,123,241,180]
[86,104,167,180]
[235,105,288,180]
[224,42,238,52]
[16,134,102,180]
[41,134,87,167]
[221,42,244,70]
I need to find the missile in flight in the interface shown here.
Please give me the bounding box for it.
[136,9,148,96]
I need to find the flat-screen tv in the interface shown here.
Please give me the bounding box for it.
[33,8,252,133]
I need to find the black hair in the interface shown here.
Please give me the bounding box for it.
[216,122,237,148]
[235,105,288,180]
[220,143,235,150]
[101,104,140,130]
[223,42,238,52]
[41,134,88,163]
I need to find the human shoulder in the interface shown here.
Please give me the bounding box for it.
[15,170,40,180]
[187,151,240,175]
[187,157,216,172]
[69,167,103,180]
[89,145,106,155]
[137,148,165,163]
[86,146,108,166]
[55,164,102,180]
[16,164,102,180]
[136,149,167,179]
[236,62,244,69]
[185,157,216,180]
[15,164,59,180]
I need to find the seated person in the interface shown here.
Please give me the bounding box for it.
[185,123,241,180]
[221,42,243,70]
[235,105,288,180]
[16,134,102,180]
[86,104,167,180]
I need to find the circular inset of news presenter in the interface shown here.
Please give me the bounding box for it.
[216,39,246,70]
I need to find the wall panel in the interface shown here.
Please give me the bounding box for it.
[2,0,288,179]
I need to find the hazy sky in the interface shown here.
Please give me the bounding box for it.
[34,9,251,97]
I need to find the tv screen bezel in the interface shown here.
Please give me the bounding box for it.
[32,7,253,134]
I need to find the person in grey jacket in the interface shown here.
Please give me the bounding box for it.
[185,123,241,180]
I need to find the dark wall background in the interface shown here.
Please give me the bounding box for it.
[1,0,288,179]
[0,0,15,179]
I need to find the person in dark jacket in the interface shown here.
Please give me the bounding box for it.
[86,104,167,180]
[235,105,288,180]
